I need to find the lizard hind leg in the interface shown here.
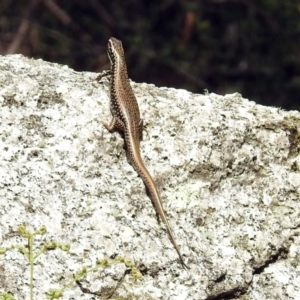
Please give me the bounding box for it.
[103,117,125,133]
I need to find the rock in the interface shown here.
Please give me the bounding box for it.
[0,54,299,299]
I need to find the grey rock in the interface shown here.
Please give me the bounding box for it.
[0,54,299,299]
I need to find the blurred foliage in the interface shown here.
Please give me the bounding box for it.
[1,0,300,110]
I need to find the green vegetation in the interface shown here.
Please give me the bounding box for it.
[0,225,142,299]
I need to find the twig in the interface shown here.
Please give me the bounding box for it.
[6,0,41,54]
[87,0,115,28]
[42,0,72,26]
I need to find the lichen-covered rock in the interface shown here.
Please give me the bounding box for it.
[0,55,299,299]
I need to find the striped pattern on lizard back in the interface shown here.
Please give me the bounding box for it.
[102,37,187,268]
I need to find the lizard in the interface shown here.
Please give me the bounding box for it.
[97,37,187,268]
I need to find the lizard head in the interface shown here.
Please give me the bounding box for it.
[107,37,125,65]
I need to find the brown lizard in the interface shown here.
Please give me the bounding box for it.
[98,37,187,268]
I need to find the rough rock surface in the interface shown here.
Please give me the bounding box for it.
[0,55,300,299]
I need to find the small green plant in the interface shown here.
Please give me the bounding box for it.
[0,225,70,300]
[0,225,142,299]
[0,292,15,300]
[47,256,142,299]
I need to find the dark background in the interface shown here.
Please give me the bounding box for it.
[1,0,300,110]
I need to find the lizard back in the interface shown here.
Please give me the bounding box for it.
[103,37,187,268]
[107,37,141,144]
